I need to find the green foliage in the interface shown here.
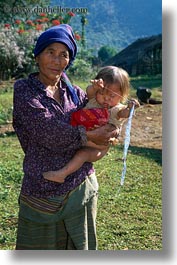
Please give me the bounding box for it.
[98,45,117,63]
[0,28,25,80]
[0,0,50,23]
[68,58,94,82]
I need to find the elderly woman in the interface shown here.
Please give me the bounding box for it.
[13,24,118,250]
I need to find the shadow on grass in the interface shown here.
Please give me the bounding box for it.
[0,131,16,138]
[129,145,162,166]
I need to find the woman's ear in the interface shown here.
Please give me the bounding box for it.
[35,56,39,64]
[35,56,39,68]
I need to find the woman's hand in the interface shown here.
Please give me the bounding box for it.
[86,124,119,146]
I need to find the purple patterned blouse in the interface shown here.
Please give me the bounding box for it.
[13,73,94,198]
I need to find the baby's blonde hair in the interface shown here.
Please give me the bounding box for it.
[95,66,130,102]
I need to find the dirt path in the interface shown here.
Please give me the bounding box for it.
[119,104,162,150]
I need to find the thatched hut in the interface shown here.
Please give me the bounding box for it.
[104,34,162,76]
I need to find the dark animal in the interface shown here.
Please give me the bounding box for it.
[136,87,162,104]
[136,87,152,103]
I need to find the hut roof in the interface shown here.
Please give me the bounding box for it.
[104,34,162,67]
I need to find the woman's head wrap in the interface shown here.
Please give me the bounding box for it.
[34,24,77,69]
[34,24,79,104]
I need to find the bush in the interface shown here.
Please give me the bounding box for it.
[0,27,25,80]
[0,26,42,80]
[0,12,81,80]
[68,58,94,81]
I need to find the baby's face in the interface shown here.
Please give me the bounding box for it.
[96,83,122,108]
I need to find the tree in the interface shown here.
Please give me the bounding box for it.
[68,58,93,81]
[98,45,117,63]
[0,0,50,23]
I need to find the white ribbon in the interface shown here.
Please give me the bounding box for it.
[120,104,135,186]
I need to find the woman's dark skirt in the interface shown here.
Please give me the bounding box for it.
[16,174,98,250]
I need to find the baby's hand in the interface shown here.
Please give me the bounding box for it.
[117,99,140,119]
[128,98,140,109]
[91,78,104,91]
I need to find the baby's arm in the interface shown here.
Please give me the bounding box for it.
[86,78,104,100]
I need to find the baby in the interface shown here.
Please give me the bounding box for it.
[43,66,140,183]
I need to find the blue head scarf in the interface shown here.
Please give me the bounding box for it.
[34,24,77,69]
[34,24,79,105]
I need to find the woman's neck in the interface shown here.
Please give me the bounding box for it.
[38,72,61,102]
[38,72,62,88]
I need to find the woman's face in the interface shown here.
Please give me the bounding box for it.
[36,42,70,84]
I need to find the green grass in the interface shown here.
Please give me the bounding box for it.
[0,135,162,250]
[0,135,23,249]
[130,74,162,89]
[0,76,162,250]
[0,83,13,125]
[95,145,162,250]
